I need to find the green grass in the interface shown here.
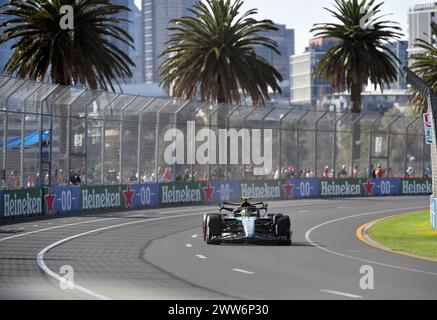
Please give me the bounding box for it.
[368,211,437,260]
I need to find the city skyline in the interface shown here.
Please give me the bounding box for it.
[135,0,431,53]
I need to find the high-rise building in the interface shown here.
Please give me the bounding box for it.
[254,24,295,97]
[384,40,408,90]
[142,0,196,84]
[408,2,437,56]
[289,37,340,106]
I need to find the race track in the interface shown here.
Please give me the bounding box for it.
[0,196,436,300]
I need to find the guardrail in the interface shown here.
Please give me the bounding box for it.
[0,178,432,220]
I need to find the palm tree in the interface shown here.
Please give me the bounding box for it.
[0,0,135,91]
[158,0,283,106]
[311,0,402,163]
[410,22,437,113]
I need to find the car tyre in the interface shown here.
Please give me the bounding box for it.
[275,216,292,246]
[206,214,223,245]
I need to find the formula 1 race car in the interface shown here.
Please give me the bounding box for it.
[202,197,292,245]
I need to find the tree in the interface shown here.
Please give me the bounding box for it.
[410,22,437,113]
[158,0,283,106]
[0,0,135,91]
[311,0,402,162]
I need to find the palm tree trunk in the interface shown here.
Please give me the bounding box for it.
[350,83,362,164]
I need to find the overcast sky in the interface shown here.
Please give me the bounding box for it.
[135,0,429,53]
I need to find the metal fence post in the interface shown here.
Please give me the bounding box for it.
[119,96,140,184]
[332,111,349,178]
[404,117,419,177]
[155,100,172,183]
[386,115,401,174]
[368,117,382,177]
[20,83,43,187]
[314,111,328,178]
[137,98,156,181]
[278,108,294,179]
[224,105,241,180]
[296,110,310,176]
[350,114,364,175]
[2,81,27,189]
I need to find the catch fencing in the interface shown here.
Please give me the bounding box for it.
[0,75,430,190]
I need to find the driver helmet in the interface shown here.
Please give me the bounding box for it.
[240,209,251,217]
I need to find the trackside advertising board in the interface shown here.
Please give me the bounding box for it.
[160,182,206,206]
[400,178,433,195]
[0,178,433,220]
[44,186,81,215]
[1,188,44,218]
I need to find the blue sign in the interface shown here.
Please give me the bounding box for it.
[209,181,241,204]
[131,184,159,208]
[288,179,319,199]
[45,186,81,215]
[368,178,400,196]
[431,196,436,230]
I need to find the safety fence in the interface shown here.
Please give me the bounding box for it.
[0,76,431,190]
[0,178,432,219]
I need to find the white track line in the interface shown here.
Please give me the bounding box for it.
[186,244,192,248]
[305,206,437,277]
[232,269,255,275]
[192,235,198,238]
[0,218,118,243]
[196,255,207,260]
[36,211,216,300]
[320,289,362,299]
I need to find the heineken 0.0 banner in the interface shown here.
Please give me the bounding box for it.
[400,178,433,195]
[160,182,207,206]
[285,179,319,199]
[2,188,44,218]
[209,181,241,204]
[128,184,159,209]
[44,186,81,215]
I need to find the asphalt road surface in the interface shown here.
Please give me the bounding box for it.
[0,196,436,300]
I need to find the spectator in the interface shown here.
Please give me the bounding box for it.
[129,171,138,184]
[322,166,330,178]
[386,167,394,178]
[273,168,280,180]
[338,165,348,178]
[406,166,414,177]
[375,164,384,179]
[352,164,359,178]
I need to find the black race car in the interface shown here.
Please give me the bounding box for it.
[202,197,292,245]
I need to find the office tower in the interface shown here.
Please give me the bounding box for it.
[290,37,340,106]
[408,2,437,56]
[384,40,408,90]
[254,24,295,97]
[142,0,196,84]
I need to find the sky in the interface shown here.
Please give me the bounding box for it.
[134,0,429,54]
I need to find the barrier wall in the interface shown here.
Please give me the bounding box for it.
[0,178,433,219]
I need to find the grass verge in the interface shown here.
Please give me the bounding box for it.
[367,211,437,260]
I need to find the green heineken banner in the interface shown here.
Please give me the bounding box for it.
[240,180,285,200]
[160,182,207,206]
[1,188,44,218]
[400,178,433,195]
[319,179,367,197]
[80,185,123,211]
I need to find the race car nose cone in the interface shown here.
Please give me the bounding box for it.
[241,217,256,238]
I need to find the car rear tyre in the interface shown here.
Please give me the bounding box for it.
[275,216,292,246]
